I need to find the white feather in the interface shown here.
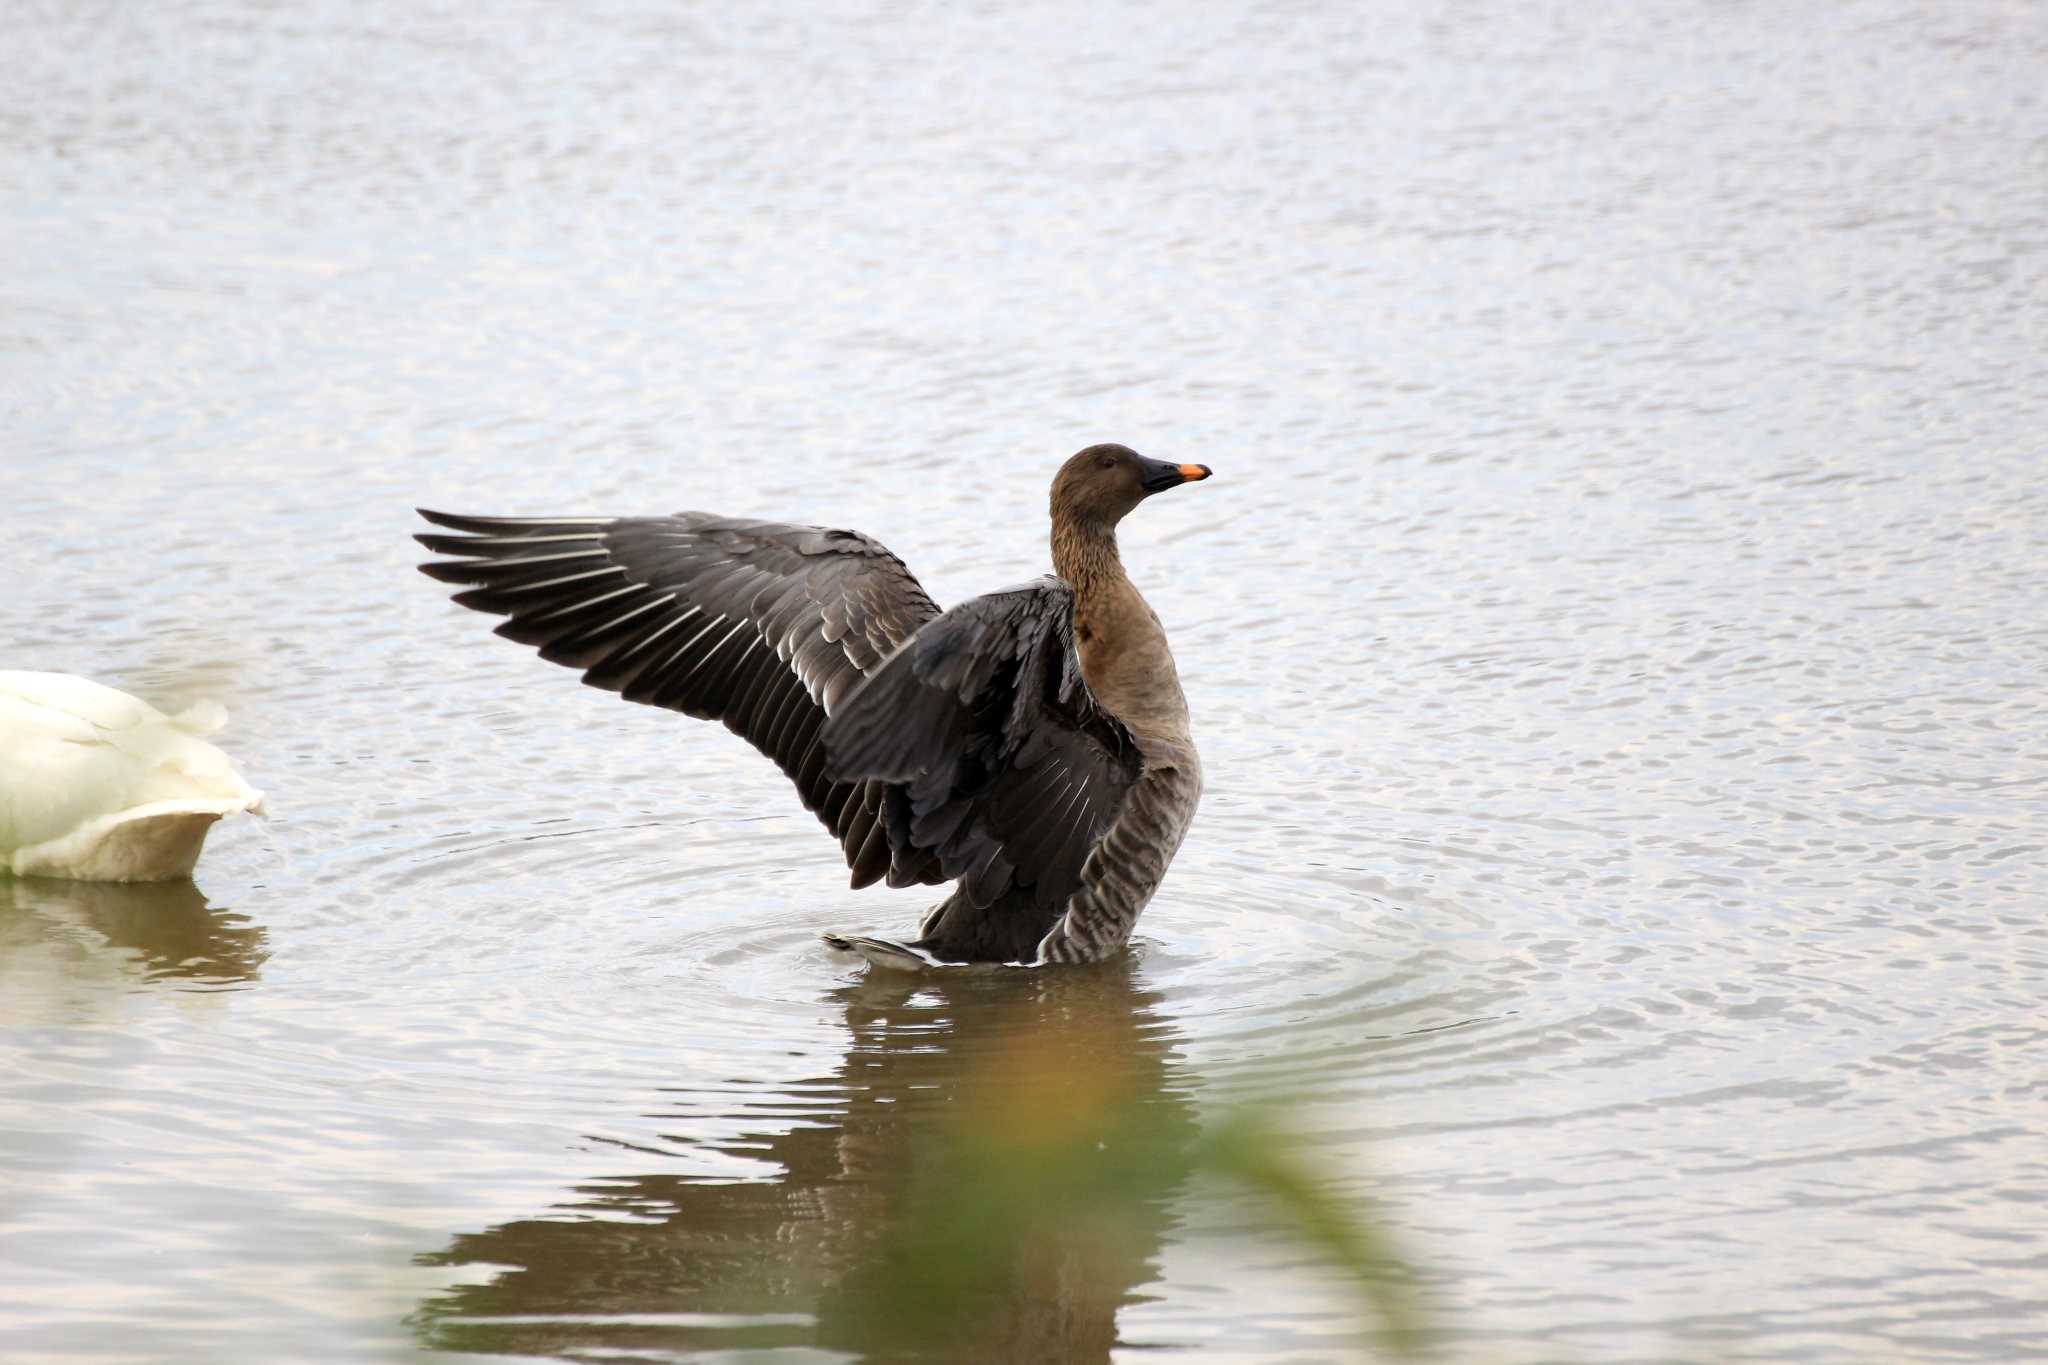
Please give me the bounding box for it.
[0,672,264,881]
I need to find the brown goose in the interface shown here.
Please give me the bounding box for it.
[415,444,1210,968]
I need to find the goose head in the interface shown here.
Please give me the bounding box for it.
[1050,444,1212,533]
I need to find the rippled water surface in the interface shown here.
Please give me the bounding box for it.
[5,1,2046,1360]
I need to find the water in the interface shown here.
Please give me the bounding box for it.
[5,0,2046,1359]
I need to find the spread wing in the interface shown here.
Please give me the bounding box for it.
[821,578,1143,917]
[415,510,946,886]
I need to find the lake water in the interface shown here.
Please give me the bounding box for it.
[4,1,2045,1360]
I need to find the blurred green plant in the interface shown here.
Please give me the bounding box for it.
[1200,1104,1427,1349]
[835,1015,1428,1357]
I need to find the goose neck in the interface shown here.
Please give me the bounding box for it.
[1051,522,1126,595]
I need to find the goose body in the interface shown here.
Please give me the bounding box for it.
[416,444,1211,966]
[0,672,264,882]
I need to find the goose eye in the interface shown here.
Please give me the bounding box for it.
[1098,456,1117,469]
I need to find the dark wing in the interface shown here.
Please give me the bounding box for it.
[820,577,1143,916]
[416,510,945,886]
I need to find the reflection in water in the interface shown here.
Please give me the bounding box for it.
[0,877,267,1006]
[417,961,1192,1362]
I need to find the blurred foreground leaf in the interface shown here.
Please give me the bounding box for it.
[1199,1105,1427,1351]
[842,1016,1428,1357]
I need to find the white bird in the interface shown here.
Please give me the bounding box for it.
[0,671,264,882]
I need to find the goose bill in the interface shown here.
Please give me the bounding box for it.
[1138,459,1214,493]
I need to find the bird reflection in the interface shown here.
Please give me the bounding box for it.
[416,959,1193,1363]
[0,877,267,1009]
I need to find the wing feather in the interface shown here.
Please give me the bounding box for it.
[820,578,1143,918]
[417,509,944,879]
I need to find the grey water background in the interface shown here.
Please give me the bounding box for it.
[4,0,2046,1360]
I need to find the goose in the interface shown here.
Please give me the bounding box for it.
[416,443,1211,968]
[1,672,264,882]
